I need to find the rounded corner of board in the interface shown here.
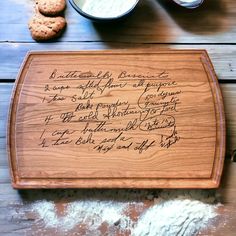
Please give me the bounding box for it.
[210,179,221,189]
[7,49,226,189]
[11,181,21,190]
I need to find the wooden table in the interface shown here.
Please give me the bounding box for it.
[0,0,236,235]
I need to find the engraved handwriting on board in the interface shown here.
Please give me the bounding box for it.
[39,69,182,154]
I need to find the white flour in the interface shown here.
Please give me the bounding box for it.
[15,189,220,235]
[76,0,138,18]
[31,200,136,234]
[132,199,217,236]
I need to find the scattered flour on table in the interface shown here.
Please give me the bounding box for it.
[17,190,220,235]
[132,199,217,236]
[31,200,136,234]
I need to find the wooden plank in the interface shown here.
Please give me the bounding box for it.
[1,82,236,146]
[0,161,235,236]
[0,83,13,168]
[1,82,235,159]
[221,84,236,159]
[1,0,236,43]
[0,83,236,235]
[7,50,225,189]
[0,43,235,81]
[0,0,235,234]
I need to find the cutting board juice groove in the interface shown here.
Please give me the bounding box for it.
[8,50,225,189]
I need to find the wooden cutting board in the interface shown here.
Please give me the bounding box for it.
[8,50,225,189]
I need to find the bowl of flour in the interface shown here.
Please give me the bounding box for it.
[69,0,140,21]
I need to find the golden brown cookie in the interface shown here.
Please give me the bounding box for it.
[28,14,66,41]
[37,0,66,16]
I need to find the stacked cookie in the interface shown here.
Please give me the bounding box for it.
[28,0,67,41]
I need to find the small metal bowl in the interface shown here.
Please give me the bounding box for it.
[69,0,140,22]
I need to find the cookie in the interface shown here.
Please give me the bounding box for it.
[37,0,66,16]
[28,14,66,41]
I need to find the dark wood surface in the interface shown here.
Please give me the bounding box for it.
[0,0,236,235]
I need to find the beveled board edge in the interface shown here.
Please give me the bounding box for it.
[7,49,226,189]
[7,51,33,188]
[200,51,226,187]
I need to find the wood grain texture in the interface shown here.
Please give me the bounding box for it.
[0,0,236,234]
[1,78,234,160]
[7,50,225,189]
[1,82,236,235]
[1,0,236,43]
[2,83,236,169]
[222,84,236,159]
[0,43,235,81]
